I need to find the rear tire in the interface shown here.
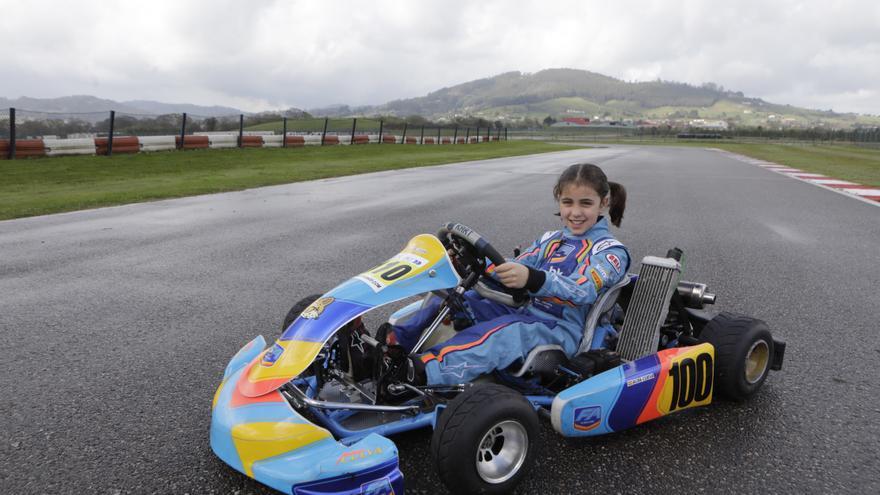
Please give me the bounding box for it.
[281,294,322,332]
[431,384,539,494]
[700,312,774,401]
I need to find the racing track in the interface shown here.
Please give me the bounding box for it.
[1,146,878,494]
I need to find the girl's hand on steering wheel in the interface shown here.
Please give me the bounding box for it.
[494,262,529,289]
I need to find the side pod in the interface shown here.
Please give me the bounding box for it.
[552,344,715,437]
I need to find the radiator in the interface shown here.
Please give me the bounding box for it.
[616,256,681,361]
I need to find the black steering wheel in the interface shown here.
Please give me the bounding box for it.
[436,222,529,305]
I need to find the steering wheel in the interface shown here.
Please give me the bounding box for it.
[436,222,529,305]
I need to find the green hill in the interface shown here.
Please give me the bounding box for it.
[319,68,880,129]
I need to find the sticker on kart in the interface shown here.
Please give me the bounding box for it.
[355,234,447,292]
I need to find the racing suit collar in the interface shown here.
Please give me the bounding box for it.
[561,216,610,240]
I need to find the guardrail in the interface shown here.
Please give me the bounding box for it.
[0,107,509,159]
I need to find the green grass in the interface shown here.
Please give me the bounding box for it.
[707,142,880,187]
[0,141,576,220]
[522,133,880,187]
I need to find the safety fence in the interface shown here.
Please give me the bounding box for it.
[0,108,508,159]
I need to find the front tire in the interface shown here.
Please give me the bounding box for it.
[431,384,540,494]
[281,294,322,332]
[700,312,774,401]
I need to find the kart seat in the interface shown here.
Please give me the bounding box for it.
[510,276,631,377]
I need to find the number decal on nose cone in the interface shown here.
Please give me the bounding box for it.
[355,234,446,292]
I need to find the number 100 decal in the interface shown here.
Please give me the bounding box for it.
[659,351,714,413]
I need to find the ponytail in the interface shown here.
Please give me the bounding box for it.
[608,181,626,227]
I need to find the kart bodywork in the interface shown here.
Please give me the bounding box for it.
[211,226,785,494]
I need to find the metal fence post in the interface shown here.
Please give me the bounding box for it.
[179,113,187,150]
[420,125,425,144]
[401,123,407,144]
[107,110,115,156]
[282,117,288,148]
[378,119,384,145]
[453,125,458,144]
[437,127,441,144]
[9,108,16,159]
[321,118,328,146]
[350,118,357,144]
[465,127,470,143]
[505,127,508,141]
[476,127,480,142]
[487,127,490,142]
[238,114,244,148]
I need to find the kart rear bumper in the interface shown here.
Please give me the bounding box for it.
[210,335,404,495]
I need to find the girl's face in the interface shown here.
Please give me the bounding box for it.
[558,183,608,235]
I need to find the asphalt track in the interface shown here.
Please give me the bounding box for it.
[1,145,878,494]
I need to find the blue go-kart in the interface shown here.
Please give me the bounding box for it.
[211,223,785,494]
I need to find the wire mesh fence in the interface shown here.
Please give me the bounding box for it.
[0,107,510,159]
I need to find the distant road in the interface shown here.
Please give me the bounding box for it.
[1,146,878,494]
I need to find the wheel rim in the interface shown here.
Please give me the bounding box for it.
[475,420,528,484]
[744,340,770,384]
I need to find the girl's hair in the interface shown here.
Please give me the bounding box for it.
[553,163,627,227]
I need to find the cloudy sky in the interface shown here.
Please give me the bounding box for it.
[1,0,878,114]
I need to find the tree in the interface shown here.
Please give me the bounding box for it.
[543,115,557,126]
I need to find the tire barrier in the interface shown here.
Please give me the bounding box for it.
[44,138,97,157]
[240,135,263,148]
[285,136,306,147]
[96,136,139,155]
[176,135,210,150]
[262,135,282,148]
[139,136,176,152]
[12,139,46,158]
[1,126,503,160]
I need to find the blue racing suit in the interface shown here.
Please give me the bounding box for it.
[393,217,631,386]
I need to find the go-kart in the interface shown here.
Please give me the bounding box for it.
[210,223,785,495]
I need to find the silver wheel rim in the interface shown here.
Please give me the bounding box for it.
[745,340,770,384]
[475,420,528,484]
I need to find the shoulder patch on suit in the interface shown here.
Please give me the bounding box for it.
[540,230,560,243]
[592,238,623,255]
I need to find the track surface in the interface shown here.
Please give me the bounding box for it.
[2,146,878,494]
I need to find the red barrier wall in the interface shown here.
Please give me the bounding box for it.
[240,135,263,148]
[175,135,210,149]
[457,138,466,144]
[96,136,139,155]
[284,136,305,147]
[424,137,435,144]
[9,139,46,158]
[441,138,451,144]
[405,137,417,144]
[0,139,7,159]
[323,135,340,145]
[352,135,370,145]
[383,135,398,144]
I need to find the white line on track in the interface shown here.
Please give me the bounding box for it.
[709,149,880,207]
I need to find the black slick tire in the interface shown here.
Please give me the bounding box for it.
[431,383,540,494]
[281,294,322,332]
[700,311,774,401]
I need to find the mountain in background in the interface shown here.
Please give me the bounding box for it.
[320,68,878,129]
[0,95,246,118]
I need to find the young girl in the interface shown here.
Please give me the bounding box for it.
[394,163,630,387]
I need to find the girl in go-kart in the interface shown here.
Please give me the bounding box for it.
[390,163,631,386]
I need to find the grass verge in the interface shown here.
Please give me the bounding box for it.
[542,137,880,187]
[0,141,576,220]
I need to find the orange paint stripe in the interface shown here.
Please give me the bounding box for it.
[516,248,539,261]
[424,322,511,363]
[575,240,591,263]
